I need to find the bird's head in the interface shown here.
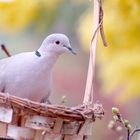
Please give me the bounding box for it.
[39,33,76,56]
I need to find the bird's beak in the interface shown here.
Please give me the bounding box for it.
[63,45,76,55]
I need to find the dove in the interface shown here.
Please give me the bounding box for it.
[0,33,76,103]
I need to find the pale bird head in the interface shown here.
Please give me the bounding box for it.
[40,33,76,55]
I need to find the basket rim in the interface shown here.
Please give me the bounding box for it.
[0,92,104,121]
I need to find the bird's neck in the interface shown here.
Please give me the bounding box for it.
[37,48,60,70]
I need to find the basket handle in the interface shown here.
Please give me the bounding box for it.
[83,0,107,104]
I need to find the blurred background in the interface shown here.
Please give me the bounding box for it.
[0,0,140,139]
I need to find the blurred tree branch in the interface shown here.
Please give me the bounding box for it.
[1,44,11,57]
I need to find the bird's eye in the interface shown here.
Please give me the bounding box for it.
[55,41,60,45]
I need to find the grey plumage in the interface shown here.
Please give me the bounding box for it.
[0,33,76,103]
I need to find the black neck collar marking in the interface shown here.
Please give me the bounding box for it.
[35,50,41,57]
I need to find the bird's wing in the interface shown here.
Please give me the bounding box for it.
[0,52,34,92]
[0,57,12,92]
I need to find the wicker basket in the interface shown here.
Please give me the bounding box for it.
[0,0,105,139]
[0,92,104,140]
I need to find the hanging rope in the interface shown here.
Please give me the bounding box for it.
[83,0,107,104]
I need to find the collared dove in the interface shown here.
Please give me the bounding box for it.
[0,33,76,103]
